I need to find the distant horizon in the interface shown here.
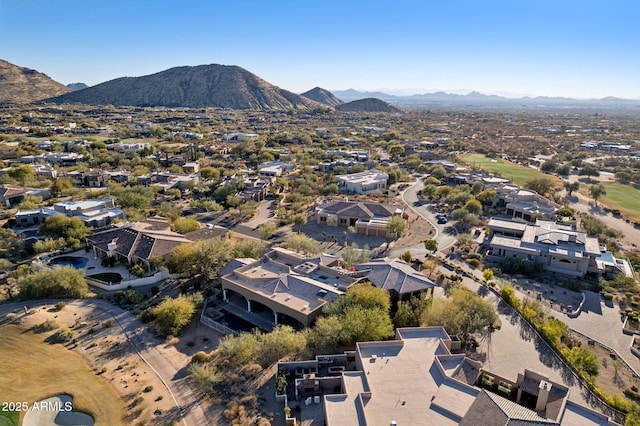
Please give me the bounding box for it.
[2,1,639,100]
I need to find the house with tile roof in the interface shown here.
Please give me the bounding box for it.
[86,217,227,271]
[276,327,619,426]
[314,199,404,237]
[220,247,360,329]
[354,257,436,303]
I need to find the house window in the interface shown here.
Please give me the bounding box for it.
[320,217,326,222]
[339,218,347,225]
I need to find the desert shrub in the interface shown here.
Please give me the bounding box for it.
[18,266,88,299]
[189,362,219,396]
[46,326,75,344]
[191,351,209,364]
[33,319,59,333]
[54,301,66,311]
[467,258,481,268]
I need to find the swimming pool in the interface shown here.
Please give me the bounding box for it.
[49,256,89,269]
[87,272,123,283]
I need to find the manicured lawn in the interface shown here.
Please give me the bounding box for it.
[0,411,19,426]
[580,182,640,222]
[0,324,127,425]
[460,153,563,188]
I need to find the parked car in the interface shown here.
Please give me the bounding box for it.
[436,214,448,224]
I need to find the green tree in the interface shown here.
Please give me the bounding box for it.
[421,285,497,341]
[388,144,405,160]
[323,283,391,315]
[341,243,370,269]
[232,239,266,259]
[482,269,494,283]
[563,181,580,196]
[171,217,201,234]
[225,194,241,208]
[589,184,606,205]
[291,213,307,233]
[615,171,632,183]
[307,315,344,354]
[39,215,91,249]
[18,266,88,299]
[463,199,482,215]
[471,181,485,195]
[50,178,75,197]
[385,216,408,238]
[341,305,394,343]
[166,243,197,274]
[188,363,219,396]
[194,237,233,280]
[424,239,438,254]
[476,189,497,205]
[110,184,156,209]
[7,165,35,184]
[579,164,600,179]
[284,233,320,255]
[255,325,307,368]
[259,223,277,240]
[149,296,197,335]
[18,195,43,210]
[393,296,431,328]
[524,177,555,196]
[565,346,599,377]
[199,167,220,181]
[430,165,447,179]
[422,184,438,198]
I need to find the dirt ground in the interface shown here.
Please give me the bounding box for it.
[393,207,435,250]
[8,302,219,426]
[571,331,640,400]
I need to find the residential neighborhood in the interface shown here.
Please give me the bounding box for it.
[0,99,639,426]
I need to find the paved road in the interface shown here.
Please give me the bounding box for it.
[389,179,458,259]
[241,199,275,230]
[0,299,207,426]
[547,291,640,374]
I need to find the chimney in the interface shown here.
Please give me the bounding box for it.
[535,380,552,412]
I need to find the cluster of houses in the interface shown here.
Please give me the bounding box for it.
[276,327,617,426]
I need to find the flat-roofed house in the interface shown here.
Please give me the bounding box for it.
[15,198,124,228]
[276,327,618,426]
[335,169,388,194]
[486,218,632,278]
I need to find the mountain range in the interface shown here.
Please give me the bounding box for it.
[48,64,323,110]
[1,58,639,111]
[332,89,640,110]
[0,59,71,103]
[300,87,344,107]
[336,98,401,113]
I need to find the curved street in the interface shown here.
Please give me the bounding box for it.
[0,299,207,426]
[389,179,458,259]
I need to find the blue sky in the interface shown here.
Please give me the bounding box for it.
[1,0,639,98]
